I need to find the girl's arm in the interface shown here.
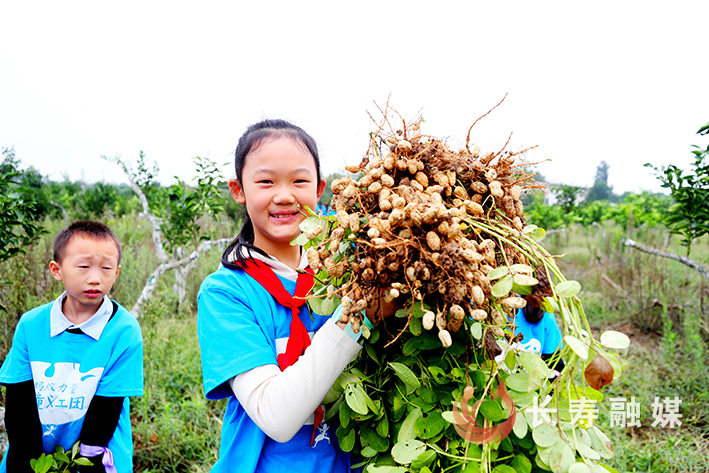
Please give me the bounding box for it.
[229,320,360,442]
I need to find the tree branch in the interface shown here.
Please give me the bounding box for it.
[129,238,231,317]
[130,251,199,317]
[624,238,709,283]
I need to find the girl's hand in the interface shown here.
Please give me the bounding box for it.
[365,290,404,325]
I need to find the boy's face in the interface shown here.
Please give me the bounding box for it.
[49,235,121,318]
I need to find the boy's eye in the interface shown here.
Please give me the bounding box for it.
[102,267,112,270]
[79,265,89,269]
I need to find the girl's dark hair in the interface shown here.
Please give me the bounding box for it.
[523,304,545,324]
[221,119,322,270]
[54,220,122,263]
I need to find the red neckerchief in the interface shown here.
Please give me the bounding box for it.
[240,258,324,445]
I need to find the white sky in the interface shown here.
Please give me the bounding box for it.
[1,1,708,195]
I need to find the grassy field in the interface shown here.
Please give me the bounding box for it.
[1,214,708,472]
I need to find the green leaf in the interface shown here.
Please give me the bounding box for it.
[599,330,630,349]
[365,342,379,364]
[308,297,325,315]
[291,232,309,246]
[512,273,538,287]
[505,372,530,392]
[30,454,53,473]
[411,450,437,470]
[415,410,446,439]
[590,426,615,459]
[491,274,514,297]
[337,425,356,452]
[471,322,483,340]
[504,350,516,370]
[512,410,528,439]
[398,407,422,442]
[74,457,95,466]
[299,215,320,232]
[395,308,409,318]
[510,263,534,274]
[518,350,551,379]
[367,467,407,473]
[361,426,390,452]
[376,411,389,437]
[339,400,352,428]
[508,390,534,409]
[338,370,363,387]
[53,451,70,465]
[389,362,421,389]
[556,280,582,298]
[463,461,482,473]
[361,446,378,458]
[488,266,510,281]
[345,383,369,415]
[427,365,447,384]
[391,439,426,464]
[511,281,533,295]
[320,296,340,316]
[510,454,533,473]
[564,335,589,359]
[548,441,576,472]
[576,440,601,460]
[441,411,457,423]
[492,465,517,473]
[568,463,591,473]
[523,224,546,241]
[410,316,423,336]
[479,399,504,422]
[532,422,559,448]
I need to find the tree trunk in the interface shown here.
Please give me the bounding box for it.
[127,180,169,264]
[130,238,231,317]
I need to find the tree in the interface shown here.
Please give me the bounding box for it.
[104,152,230,315]
[585,160,614,202]
[553,184,584,215]
[0,148,46,311]
[627,121,709,283]
[81,182,118,220]
[646,131,709,256]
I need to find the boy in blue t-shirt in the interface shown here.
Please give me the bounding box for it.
[0,221,143,473]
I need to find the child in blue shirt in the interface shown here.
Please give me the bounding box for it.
[0,221,143,473]
[198,119,396,473]
[513,296,565,376]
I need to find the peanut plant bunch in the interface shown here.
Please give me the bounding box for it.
[295,115,629,473]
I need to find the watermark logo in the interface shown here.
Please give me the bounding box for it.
[451,382,516,444]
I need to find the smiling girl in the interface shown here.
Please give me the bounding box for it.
[197,119,384,472]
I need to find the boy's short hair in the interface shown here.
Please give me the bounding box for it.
[53,220,122,264]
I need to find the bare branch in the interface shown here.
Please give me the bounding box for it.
[624,238,709,283]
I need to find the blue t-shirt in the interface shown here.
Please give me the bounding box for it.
[512,308,562,355]
[197,266,352,473]
[0,300,143,473]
